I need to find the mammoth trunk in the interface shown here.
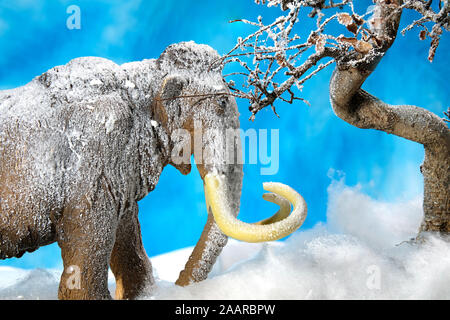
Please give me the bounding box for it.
[176,127,243,286]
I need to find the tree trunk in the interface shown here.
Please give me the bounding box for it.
[329,1,450,236]
[421,144,450,233]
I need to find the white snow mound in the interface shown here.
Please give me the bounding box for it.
[1,179,449,300]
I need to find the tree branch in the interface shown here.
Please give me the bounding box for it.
[223,0,447,118]
[330,68,449,146]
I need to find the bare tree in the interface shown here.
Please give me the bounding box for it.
[219,0,449,236]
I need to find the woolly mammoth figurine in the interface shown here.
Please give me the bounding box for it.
[0,42,307,300]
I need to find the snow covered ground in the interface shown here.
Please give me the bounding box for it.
[0,179,449,300]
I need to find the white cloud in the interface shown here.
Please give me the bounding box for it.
[326,178,423,249]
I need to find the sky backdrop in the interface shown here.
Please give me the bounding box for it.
[0,0,448,269]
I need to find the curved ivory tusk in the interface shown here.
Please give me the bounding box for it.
[204,173,307,242]
[254,193,291,225]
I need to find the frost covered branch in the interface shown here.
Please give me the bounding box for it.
[401,0,449,62]
[222,0,448,119]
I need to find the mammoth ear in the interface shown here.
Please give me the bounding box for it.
[155,75,192,176]
[153,75,186,126]
[159,75,186,100]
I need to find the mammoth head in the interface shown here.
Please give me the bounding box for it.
[153,42,307,243]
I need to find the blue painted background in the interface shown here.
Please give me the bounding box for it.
[0,0,448,269]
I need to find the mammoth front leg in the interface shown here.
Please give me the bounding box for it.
[56,191,118,300]
[110,204,154,300]
[176,211,227,286]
